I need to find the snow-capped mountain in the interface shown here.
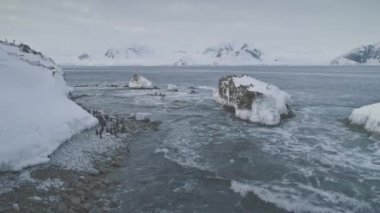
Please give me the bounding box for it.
[61,45,156,66]
[0,40,97,171]
[173,42,265,66]
[331,42,380,65]
[56,42,272,66]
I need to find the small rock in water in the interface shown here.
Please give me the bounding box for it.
[128,74,153,89]
[148,89,165,97]
[167,84,178,92]
[13,203,20,212]
[189,89,198,94]
[57,201,67,212]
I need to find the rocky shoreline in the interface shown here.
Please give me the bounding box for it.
[0,108,159,212]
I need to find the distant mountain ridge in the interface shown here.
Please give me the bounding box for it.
[174,42,264,66]
[331,42,380,65]
[58,42,270,66]
[77,45,153,62]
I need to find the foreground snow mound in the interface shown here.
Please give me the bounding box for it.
[128,74,153,89]
[331,42,380,65]
[349,103,380,134]
[214,75,291,125]
[0,40,97,171]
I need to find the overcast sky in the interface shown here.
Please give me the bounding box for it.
[1,0,379,62]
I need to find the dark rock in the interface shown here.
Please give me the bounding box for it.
[189,89,198,94]
[78,53,90,60]
[215,74,291,125]
[70,196,81,206]
[218,75,263,110]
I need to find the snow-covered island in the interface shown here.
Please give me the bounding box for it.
[331,42,380,65]
[214,75,291,125]
[349,103,380,135]
[0,40,98,171]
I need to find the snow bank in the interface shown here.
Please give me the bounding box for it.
[0,41,97,171]
[128,74,153,89]
[349,103,380,134]
[214,75,291,125]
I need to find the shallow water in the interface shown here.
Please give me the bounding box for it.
[65,66,380,213]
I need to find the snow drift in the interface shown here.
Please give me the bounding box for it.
[214,75,291,125]
[349,103,380,134]
[0,41,97,171]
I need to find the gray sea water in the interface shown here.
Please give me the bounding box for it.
[65,66,380,213]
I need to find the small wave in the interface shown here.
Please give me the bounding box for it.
[230,180,372,213]
[197,85,215,90]
[154,148,169,154]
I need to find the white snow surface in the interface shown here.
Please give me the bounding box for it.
[349,103,380,134]
[128,74,153,89]
[0,41,97,171]
[214,75,291,125]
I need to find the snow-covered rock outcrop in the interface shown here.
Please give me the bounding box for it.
[331,42,380,65]
[349,103,380,134]
[214,75,291,125]
[0,40,98,171]
[128,74,153,89]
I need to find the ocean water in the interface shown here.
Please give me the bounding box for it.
[65,66,380,213]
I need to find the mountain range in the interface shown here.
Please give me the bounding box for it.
[331,42,380,65]
[54,41,380,66]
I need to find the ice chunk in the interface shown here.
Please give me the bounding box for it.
[349,103,380,134]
